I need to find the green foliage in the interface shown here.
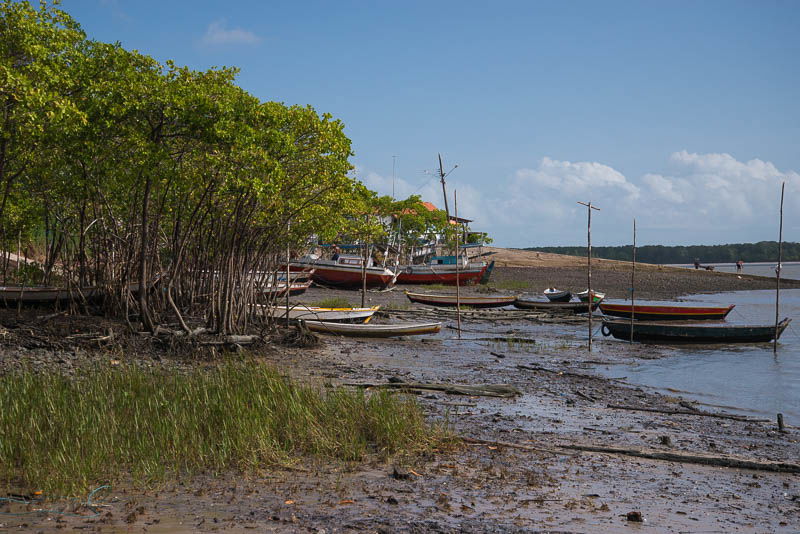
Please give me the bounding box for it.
[0,362,442,496]
[525,241,800,264]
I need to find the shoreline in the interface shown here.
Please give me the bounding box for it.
[2,257,798,532]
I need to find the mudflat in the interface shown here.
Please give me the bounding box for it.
[2,250,798,533]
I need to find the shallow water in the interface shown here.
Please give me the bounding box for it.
[670,261,800,280]
[595,288,800,420]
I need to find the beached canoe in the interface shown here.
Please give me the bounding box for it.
[513,298,599,313]
[601,318,791,344]
[260,305,379,323]
[302,320,442,337]
[599,302,735,321]
[543,288,572,302]
[405,291,517,308]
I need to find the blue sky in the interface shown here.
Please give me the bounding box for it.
[63,0,800,247]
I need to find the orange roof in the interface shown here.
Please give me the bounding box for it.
[421,202,438,212]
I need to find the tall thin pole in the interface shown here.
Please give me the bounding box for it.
[286,221,291,328]
[438,154,450,219]
[392,155,397,200]
[578,201,600,350]
[774,182,785,354]
[630,219,636,343]
[455,190,462,339]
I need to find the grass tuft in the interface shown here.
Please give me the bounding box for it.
[0,362,442,495]
[311,297,356,308]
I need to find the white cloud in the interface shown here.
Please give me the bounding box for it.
[202,19,261,46]
[355,152,800,247]
[642,151,800,228]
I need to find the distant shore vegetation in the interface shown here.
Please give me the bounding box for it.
[524,241,800,264]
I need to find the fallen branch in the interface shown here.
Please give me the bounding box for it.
[517,364,626,382]
[559,444,800,473]
[606,404,770,423]
[345,382,521,398]
[460,436,567,455]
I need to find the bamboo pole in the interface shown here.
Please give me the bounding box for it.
[631,218,636,343]
[285,220,291,328]
[455,190,462,339]
[774,182,785,354]
[578,201,600,350]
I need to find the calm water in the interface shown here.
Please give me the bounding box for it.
[596,289,800,420]
[670,261,800,280]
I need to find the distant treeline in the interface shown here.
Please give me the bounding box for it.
[523,241,800,264]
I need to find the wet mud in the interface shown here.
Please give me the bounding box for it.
[2,266,799,532]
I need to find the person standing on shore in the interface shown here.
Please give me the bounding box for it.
[736,259,744,273]
[694,258,701,269]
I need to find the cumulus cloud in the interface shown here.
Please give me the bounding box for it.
[202,19,261,46]
[642,151,799,227]
[355,152,800,247]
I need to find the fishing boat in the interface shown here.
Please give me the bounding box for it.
[599,302,735,321]
[601,318,791,344]
[0,285,104,304]
[0,281,151,305]
[575,289,605,303]
[405,291,517,308]
[287,254,397,289]
[543,288,572,302]
[513,298,599,313]
[396,255,488,285]
[302,320,442,337]
[261,304,379,323]
[259,279,313,298]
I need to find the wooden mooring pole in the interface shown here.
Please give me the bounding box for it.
[455,190,462,339]
[631,218,636,343]
[578,201,600,350]
[774,182,784,355]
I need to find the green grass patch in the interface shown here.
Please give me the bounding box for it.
[0,362,442,496]
[311,297,356,308]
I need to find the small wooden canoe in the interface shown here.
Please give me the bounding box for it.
[513,298,599,313]
[543,288,572,302]
[599,302,735,321]
[601,318,791,344]
[405,291,517,308]
[260,305,379,323]
[575,290,605,303]
[302,320,442,337]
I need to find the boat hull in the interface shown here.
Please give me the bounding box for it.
[544,290,572,302]
[576,290,605,304]
[396,265,486,285]
[302,320,442,337]
[514,299,599,313]
[405,291,517,308]
[601,318,791,344]
[263,305,379,323]
[288,259,396,289]
[599,303,735,321]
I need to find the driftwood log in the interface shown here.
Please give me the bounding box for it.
[345,382,521,398]
[462,437,800,473]
[606,403,770,423]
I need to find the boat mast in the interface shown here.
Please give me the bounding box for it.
[578,201,600,351]
[438,154,450,220]
[774,182,785,354]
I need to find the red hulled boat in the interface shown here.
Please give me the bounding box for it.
[288,254,397,289]
[598,302,735,321]
[396,257,488,285]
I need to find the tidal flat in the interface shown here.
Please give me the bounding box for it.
[1,265,798,532]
